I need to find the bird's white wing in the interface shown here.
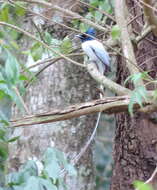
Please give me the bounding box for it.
[89,40,110,66]
[82,40,110,73]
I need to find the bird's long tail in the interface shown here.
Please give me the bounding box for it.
[72,112,101,164]
[72,87,103,164]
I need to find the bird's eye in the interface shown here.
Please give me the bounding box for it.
[81,34,86,38]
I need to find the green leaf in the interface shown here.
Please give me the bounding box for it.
[43,148,77,180]
[7,136,20,143]
[22,160,38,177]
[90,0,99,7]
[10,41,19,50]
[44,160,61,180]
[60,37,73,54]
[0,89,6,99]
[5,50,20,84]
[111,25,121,40]
[43,148,61,180]
[99,1,111,12]
[134,181,153,190]
[19,75,28,81]
[31,42,43,61]
[44,32,52,45]
[0,6,9,22]
[0,140,8,161]
[95,11,103,22]
[128,86,148,116]
[0,110,9,125]
[13,176,57,190]
[125,72,150,85]
[80,23,89,32]
[7,160,38,185]
[15,6,26,16]
[0,129,6,141]
[65,164,77,176]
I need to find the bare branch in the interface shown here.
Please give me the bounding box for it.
[115,0,144,87]
[141,0,157,37]
[86,62,131,95]
[0,21,85,68]
[13,87,30,115]
[16,0,108,32]
[135,26,152,43]
[11,95,150,128]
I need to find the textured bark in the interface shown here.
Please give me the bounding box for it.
[9,1,97,189]
[10,59,97,190]
[111,0,157,190]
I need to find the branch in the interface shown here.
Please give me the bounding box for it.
[142,0,157,37]
[135,26,152,43]
[135,166,157,190]
[16,0,108,32]
[79,0,116,23]
[0,21,84,68]
[145,166,157,189]
[115,0,144,87]
[86,62,131,95]
[11,95,150,128]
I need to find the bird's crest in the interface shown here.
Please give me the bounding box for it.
[76,28,96,42]
[85,28,96,37]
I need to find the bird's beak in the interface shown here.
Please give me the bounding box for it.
[75,34,81,39]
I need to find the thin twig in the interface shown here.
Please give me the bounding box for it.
[79,0,116,23]
[15,0,108,32]
[142,0,157,36]
[13,87,30,115]
[0,21,85,68]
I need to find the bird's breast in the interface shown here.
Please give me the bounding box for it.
[81,40,98,60]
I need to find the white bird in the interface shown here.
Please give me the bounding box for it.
[76,28,110,75]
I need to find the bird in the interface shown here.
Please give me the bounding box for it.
[76,28,111,75]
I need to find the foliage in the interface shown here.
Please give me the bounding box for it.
[0,48,27,111]
[124,72,150,85]
[111,25,121,40]
[5,148,76,190]
[134,181,153,190]
[125,72,150,115]
[129,86,148,116]
[73,0,114,31]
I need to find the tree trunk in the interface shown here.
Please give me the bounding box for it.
[111,0,157,190]
[9,1,97,189]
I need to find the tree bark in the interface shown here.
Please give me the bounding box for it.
[111,0,157,190]
[9,1,97,189]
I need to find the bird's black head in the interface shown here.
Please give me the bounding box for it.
[76,28,96,42]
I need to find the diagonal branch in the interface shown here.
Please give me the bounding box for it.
[11,95,151,128]
[16,0,108,32]
[142,0,157,37]
[0,21,84,68]
[87,62,131,95]
[115,0,144,87]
